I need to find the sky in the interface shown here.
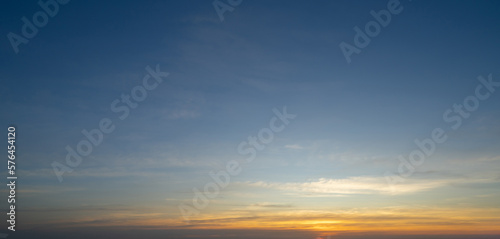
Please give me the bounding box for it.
[1,0,500,238]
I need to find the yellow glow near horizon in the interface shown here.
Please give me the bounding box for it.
[24,206,500,237]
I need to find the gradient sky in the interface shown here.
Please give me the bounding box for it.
[1,0,500,238]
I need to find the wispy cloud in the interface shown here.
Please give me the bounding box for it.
[249,202,293,208]
[242,176,497,196]
[285,144,304,150]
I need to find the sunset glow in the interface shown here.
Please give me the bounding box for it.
[2,0,500,238]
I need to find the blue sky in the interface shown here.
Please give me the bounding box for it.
[1,0,500,238]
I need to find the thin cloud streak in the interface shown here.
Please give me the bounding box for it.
[241,176,499,195]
